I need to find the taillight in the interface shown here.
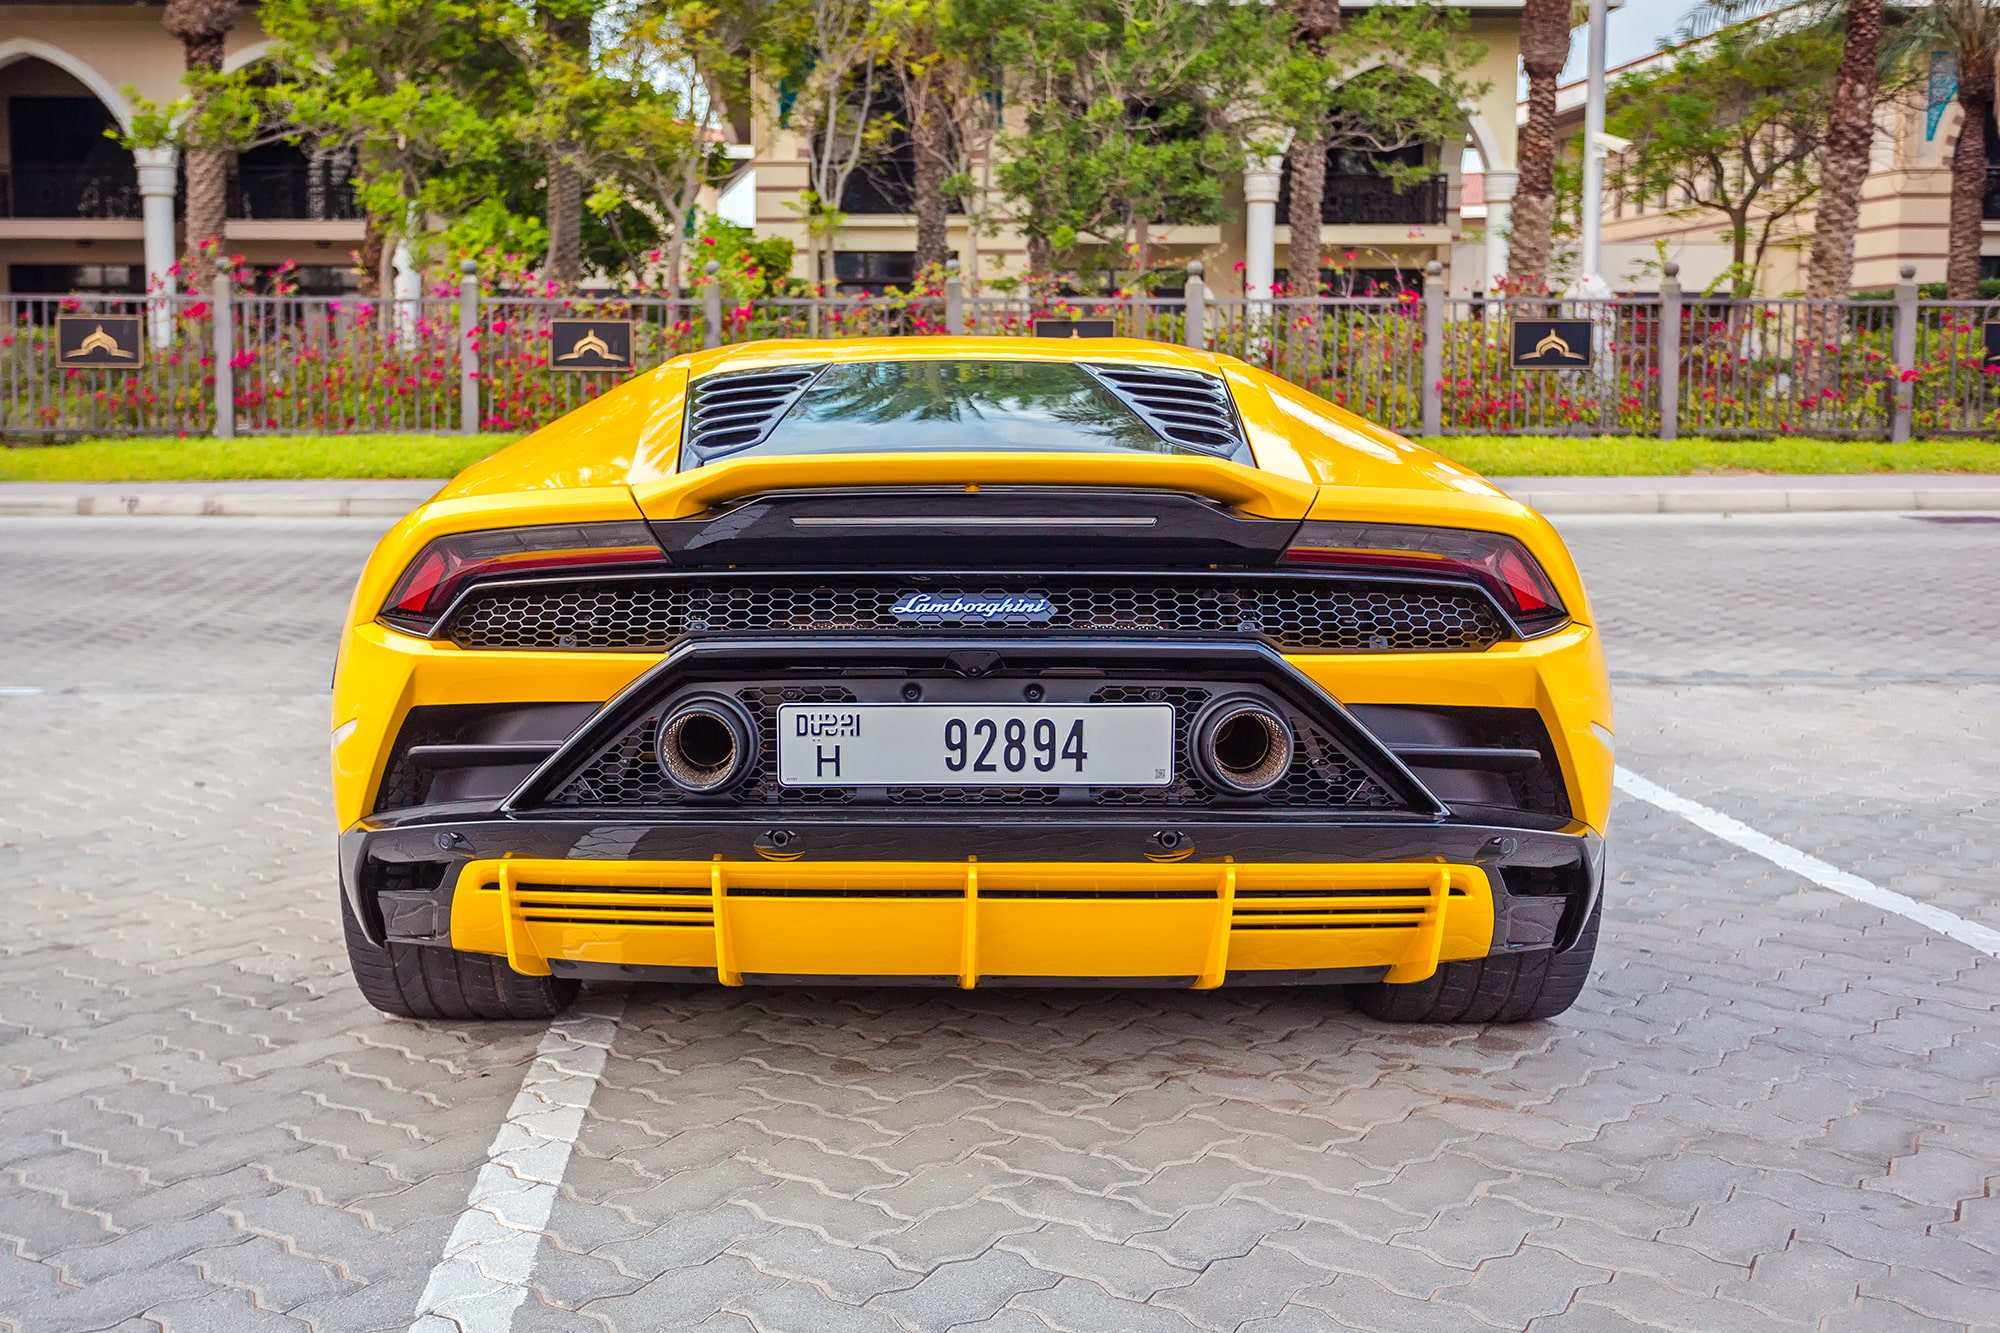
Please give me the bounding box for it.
[378,521,665,633]
[1282,521,1569,632]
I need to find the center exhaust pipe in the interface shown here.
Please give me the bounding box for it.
[657,695,758,793]
[1193,697,1295,794]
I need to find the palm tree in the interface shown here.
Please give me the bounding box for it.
[1281,0,1342,296]
[1926,0,2000,298]
[1682,0,1887,299]
[163,0,240,271]
[1509,0,1572,290]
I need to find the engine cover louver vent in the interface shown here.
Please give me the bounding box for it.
[1087,364,1247,456]
[686,368,820,459]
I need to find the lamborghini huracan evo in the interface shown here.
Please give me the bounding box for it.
[332,339,1612,1023]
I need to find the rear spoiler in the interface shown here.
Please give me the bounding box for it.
[628,452,1320,522]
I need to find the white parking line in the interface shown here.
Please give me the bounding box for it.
[1615,767,2000,959]
[408,995,626,1333]
[0,686,44,695]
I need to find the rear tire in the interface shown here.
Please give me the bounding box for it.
[1355,896,1600,1024]
[341,892,578,1020]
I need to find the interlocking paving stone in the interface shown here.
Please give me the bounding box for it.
[2,511,1998,1330]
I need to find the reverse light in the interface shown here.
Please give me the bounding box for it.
[1282,521,1569,633]
[378,521,665,633]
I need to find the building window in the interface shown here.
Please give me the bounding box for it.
[9,264,143,295]
[832,251,915,295]
[229,143,361,221]
[1276,144,1448,227]
[4,97,139,219]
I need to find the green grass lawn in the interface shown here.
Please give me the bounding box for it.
[0,434,517,483]
[0,431,1993,482]
[1439,435,2000,478]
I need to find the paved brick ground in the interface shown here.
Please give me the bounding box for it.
[0,512,1995,1332]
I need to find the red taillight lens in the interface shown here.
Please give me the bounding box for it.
[1282,521,1569,632]
[379,521,665,633]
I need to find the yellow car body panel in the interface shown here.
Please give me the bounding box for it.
[334,337,1612,1000]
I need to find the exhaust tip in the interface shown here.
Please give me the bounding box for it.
[1194,698,1294,794]
[657,695,757,793]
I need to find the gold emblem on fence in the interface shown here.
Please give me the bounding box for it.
[56,314,145,369]
[557,330,614,362]
[548,318,635,371]
[1532,329,1585,361]
[1510,318,1595,371]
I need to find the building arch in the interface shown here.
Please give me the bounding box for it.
[222,38,280,75]
[1319,53,1510,171]
[0,38,135,133]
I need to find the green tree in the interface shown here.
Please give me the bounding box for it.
[505,0,730,292]
[765,0,896,289]
[1680,0,1897,299]
[988,0,1265,285]
[1915,0,2000,299]
[877,0,996,275]
[1258,1,1487,294]
[259,0,527,296]
[1606,25,1841,296]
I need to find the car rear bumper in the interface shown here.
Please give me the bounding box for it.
[339,813,1602,989]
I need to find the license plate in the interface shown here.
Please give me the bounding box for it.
[776,703,1174,787]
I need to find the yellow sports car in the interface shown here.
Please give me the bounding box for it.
[332,338,1611,1023]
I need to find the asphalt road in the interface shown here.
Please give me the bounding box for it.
[1,512,1995,1332]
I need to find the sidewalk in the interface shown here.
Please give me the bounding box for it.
[1,474,1996,518]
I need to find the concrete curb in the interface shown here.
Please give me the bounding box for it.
[0,493,428,518]
[1,478,1997,519]
[1507,485,2000,515]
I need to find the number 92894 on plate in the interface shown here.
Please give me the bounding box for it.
[777,703,1174,787]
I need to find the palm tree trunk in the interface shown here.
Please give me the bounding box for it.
[545,148,584,285]
[356,215,385,299]
[1287,132,1327,295]
[1806,0,1884,299]
[1947,90,1993,300]
[910,68,951,274]
[175,24,232,267]
[1510,0,1570,291]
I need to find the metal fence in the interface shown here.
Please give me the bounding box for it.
[6,261,1997,442]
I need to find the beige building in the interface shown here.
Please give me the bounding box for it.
[0,2,361,297]
[1490,39,2000,295]
[727,3,1531,300]
[5,0,1531,300]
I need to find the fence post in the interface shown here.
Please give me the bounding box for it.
[1658,261,1681,442]
[944,259,966,335]
[211,257,235,441]
[1182,261,1207,350]
[703,260,723,350]
[1891,262,1918,443]
[458,260,479,436]
[1421,261,1444,438]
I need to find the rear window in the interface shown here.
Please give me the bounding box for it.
[682,359,1236,469]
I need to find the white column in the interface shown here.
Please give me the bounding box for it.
[134,145,178,347]
[1242,154,1284,301]
[1482,169,1517,295]
[1578,0,1610,288]
[393,235,421,349]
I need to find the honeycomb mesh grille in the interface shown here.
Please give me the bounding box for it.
[544,683,1394,812]
[446,576,1507,653]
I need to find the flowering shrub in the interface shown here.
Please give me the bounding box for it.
[5,271,1997,441]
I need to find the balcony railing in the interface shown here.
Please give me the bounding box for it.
[0,166,141,219]
[1320,174,1448,227]
[228,165,362,221]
